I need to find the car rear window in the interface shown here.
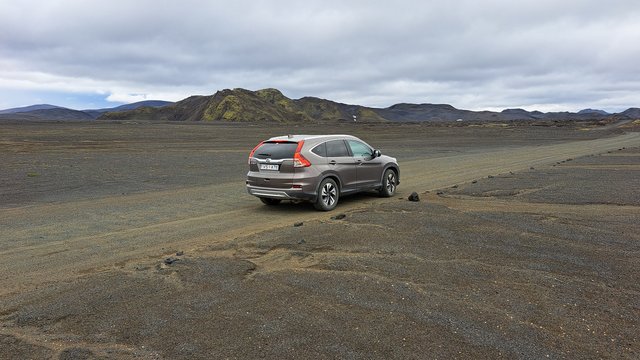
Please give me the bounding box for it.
[253,141,298,160]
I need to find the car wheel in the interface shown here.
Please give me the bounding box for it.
[314,178,339,211]
[260,197,282,206]
[379,169,397,197]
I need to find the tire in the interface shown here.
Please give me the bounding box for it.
[260,197,282,206]
[379,169,397,197]
[314,178,339,211]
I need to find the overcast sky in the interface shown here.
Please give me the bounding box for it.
[1,0,639,112]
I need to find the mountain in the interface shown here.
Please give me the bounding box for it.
[501,108,545,119]
[0,100,173,121]
[0,104,61,114]
[376,103,463,121]
[578,108,609,116]
[0,107,94,121]
[620,107,640,119]
[101,100,172,112]
[83,100,173,118]
[99,88,386,123]
[98,89,301,122]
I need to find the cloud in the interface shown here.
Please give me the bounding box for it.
[1,0,639,112]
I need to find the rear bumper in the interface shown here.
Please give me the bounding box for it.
[246,185,316,201]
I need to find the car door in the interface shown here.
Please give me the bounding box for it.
[347,139,384,189]
[325,139,358,193]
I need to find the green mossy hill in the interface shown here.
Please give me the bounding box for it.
[99,88,386,123]
[201,89,309,122]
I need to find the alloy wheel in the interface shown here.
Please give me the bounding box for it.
[386,172,396,194]
[321,182,337,206]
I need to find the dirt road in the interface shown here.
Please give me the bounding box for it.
[1,129,638,297]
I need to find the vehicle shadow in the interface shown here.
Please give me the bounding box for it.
[251,191,385,214]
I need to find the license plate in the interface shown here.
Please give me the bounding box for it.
[259,164,279,171]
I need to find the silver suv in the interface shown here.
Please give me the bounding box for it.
[246,135,400,211]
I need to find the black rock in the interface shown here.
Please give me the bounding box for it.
[530,167,535,170]
[408,192,420,201]
[294,222,304,227]
[164,257,178,265]
[331,214,346,220]
[436,191,444,195]
[298,239,306,244]
[488,175,494,178]
[471,180,477,184]
[176,251,184,256]
[451,185,458,188]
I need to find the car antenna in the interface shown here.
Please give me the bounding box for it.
[288,134,293,139]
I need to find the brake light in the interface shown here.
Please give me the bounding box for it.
[248,141,264,164]
[293,141,311,167]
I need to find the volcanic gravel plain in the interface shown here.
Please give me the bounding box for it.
[0,120,639,359]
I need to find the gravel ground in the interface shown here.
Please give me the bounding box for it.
[0,127,637,359]
[0,121,621,208]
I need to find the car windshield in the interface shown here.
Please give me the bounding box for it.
[253,142,298,160]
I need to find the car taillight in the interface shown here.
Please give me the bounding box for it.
[293,141,311,167]
[248,141,264,164]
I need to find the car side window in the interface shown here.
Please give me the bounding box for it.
[325,140,350,157]
[311,142,327,157]
[347,140,373,157]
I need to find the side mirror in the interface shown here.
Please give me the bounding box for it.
[373,149,381,158]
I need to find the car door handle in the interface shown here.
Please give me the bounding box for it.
[356,159,363,165]
[329,160,337,165]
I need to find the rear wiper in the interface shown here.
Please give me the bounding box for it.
[258,153,272,156]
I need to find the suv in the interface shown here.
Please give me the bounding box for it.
[246,135,400,211]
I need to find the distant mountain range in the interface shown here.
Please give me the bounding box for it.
[0,104,62,114]
[1,89,639,123]
[0,100,173,121]
[99,88,640,123]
